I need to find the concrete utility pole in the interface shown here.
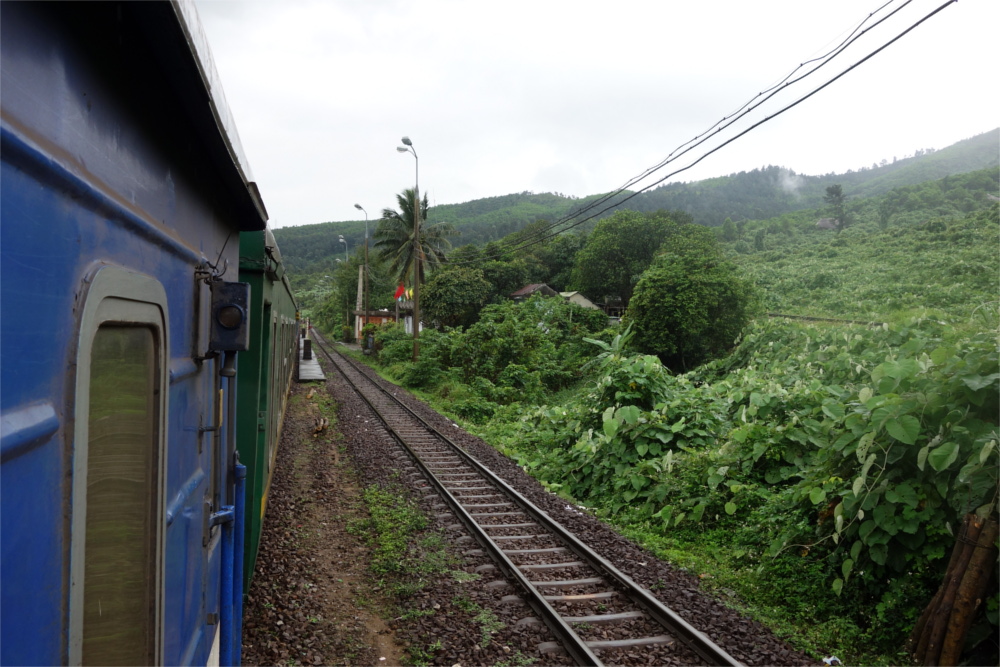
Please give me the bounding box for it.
[354,204,369,338]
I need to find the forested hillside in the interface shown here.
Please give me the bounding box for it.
[274,129,997,275]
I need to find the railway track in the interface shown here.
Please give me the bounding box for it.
[313,334,743,667]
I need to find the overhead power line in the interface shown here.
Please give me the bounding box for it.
[443,0,957,267]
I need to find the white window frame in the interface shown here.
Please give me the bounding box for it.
[68,265,168,666]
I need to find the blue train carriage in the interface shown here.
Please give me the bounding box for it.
[1,2,267,664]
[236,228,299,593]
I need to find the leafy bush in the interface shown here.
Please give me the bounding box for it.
[499,317,998,659]
[627,225,757,371]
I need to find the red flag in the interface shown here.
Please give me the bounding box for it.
[394,283,405,300]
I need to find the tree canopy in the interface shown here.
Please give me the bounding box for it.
[420,267,492,329]
[626,224,756,371]
[375,188,458,285]
[570,210,685,308]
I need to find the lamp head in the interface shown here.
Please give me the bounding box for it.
[354,203,363,210]
[396,146,408,153]
[401,136,412,146]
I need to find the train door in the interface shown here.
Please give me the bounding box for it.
[69,266,168,666]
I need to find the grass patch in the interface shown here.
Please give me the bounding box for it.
[349,485,455,598]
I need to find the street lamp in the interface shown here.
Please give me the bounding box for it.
[338,234,348,263]
[396,136,420,362]
[354,203,370,339]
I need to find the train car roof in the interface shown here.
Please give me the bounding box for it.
[1,1,268,231]
[171,0,269,229]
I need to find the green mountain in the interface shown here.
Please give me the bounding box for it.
[274,129,998,274]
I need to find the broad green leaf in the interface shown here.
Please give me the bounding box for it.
[832,578,844,596]
[869,543,888,565]
[885,358,920,380]
[858,387,873,402]
[602,406,618,438]
[856,432,876,462]
[852,476,865,497]
[929,346,952,365]
[822,401,846,420]
[871,407,894,429]
[724,502,737,515]
[885,415,920,445]
[861,452,878,480]
[850,540,863,562]
[928,441,959,471]
[980,440,997,464]
[917,445,929,471]
[809,487,827,505]
[859,520,878,542]
[871,364,886,383]
[670,417,687,433]
[618,405,641,425]
[842,558,854,579]
[635,442,648,457]
[962,372,1000,392]
[891,482,919,508]
[690,503,706,523]
[674,512,686,526]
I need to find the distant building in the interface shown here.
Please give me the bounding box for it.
[353,309,397,340]
[510,283,559,301]
[559,291,600,310]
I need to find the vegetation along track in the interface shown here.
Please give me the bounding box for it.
[314,333,747,666]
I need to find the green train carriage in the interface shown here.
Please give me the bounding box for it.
[237,228,299,591]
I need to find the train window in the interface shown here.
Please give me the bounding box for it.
[83,325,158,665]
[69,266,167,666]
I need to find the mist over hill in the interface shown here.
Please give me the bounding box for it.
[274,129,998,275]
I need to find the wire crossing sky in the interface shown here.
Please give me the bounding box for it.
[195,0,998,229]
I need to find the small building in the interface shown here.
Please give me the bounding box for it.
[559,291,600,311]
[353,309,397,340]
[510,283,559,301]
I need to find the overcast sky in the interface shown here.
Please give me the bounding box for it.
[194,0,998,229]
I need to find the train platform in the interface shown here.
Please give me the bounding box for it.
[297,337,326,381]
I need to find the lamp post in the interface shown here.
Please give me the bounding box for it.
[354,204,369,337]
[338,234,348,262]
[396,136,420,361]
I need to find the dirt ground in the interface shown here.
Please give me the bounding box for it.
[241,381,406,666]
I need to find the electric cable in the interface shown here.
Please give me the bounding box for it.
[437,0,955,266]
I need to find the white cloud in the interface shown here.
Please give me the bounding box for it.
[194,0,999,227]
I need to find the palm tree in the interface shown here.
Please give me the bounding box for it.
[375,188,457,284]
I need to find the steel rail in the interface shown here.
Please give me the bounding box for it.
[317,337,743,667]
[316,337,601,665]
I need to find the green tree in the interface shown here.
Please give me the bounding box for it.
[421,267,492,329]
[824,184,849,232]
[753,227,767,252]
[375,188,458,284]
[721,217,737,242]
[626,225,756,371]
[570,210,681,308]
[536,231,588,291]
